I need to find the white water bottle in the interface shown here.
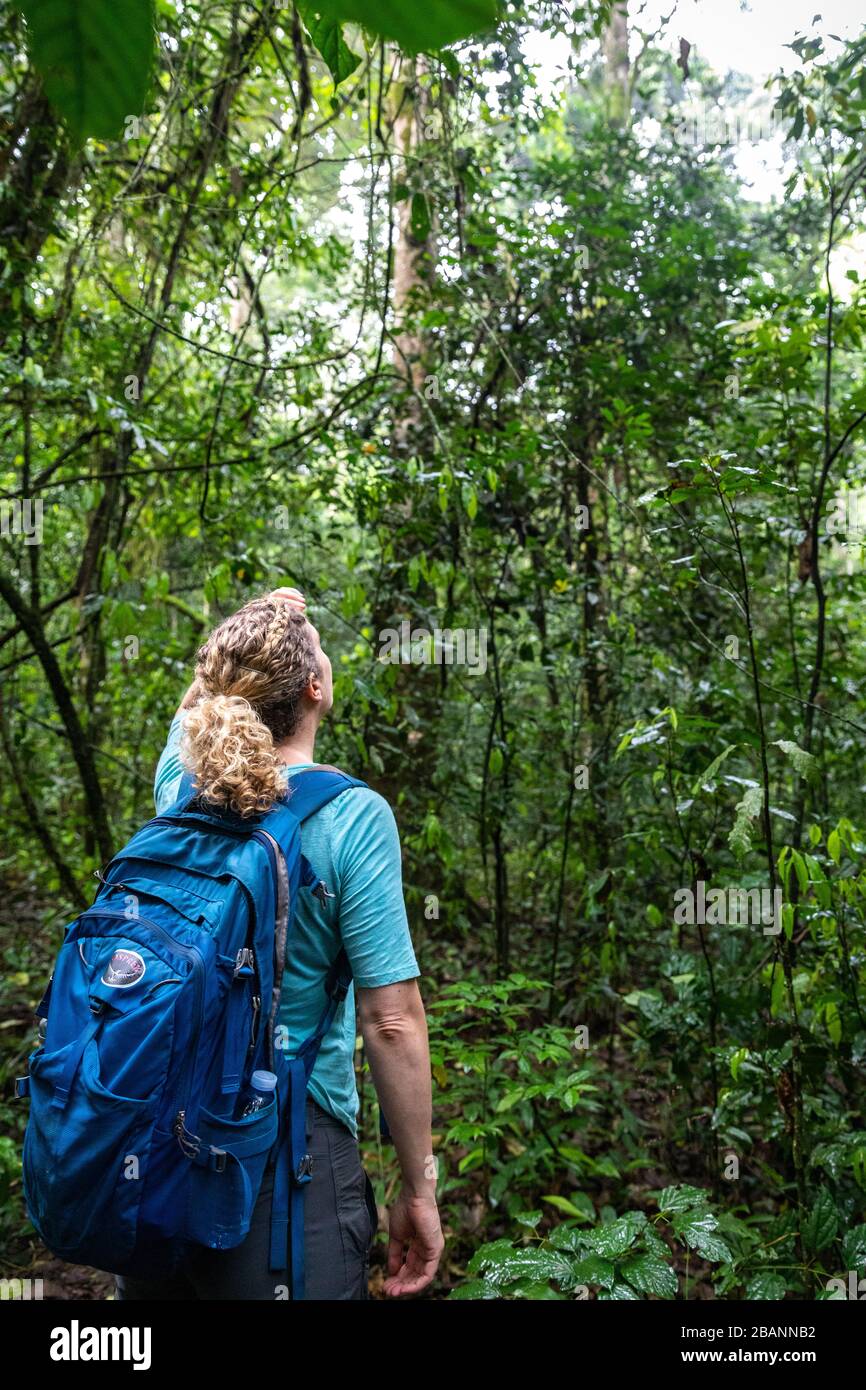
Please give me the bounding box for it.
[240,1069,277,1117]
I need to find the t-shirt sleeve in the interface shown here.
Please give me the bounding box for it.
[331,787,420,989]
[153,713,186,815]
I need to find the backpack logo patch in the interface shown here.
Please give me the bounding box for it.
[101,949,146,989]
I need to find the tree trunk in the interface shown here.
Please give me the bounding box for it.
[603,1,630,128]
[392,56,437,451]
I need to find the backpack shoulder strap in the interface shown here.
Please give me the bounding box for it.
[252,768,366,864]
[282,767,366,824]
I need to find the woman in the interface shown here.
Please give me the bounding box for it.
[116,589,442,1300]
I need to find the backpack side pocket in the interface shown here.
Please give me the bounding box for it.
[184,1096,278,1249]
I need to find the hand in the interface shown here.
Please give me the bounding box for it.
[383,1191,443,1298]
[269,586,306,612]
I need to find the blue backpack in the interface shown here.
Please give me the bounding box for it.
[16,766,366,1299]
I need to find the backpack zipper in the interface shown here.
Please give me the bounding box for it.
[234,947,262,1067]
[249,994,261,1059]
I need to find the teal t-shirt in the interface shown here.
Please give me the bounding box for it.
[153,715,420,1136]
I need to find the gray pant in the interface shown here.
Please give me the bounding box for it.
[115,1098,377,1301]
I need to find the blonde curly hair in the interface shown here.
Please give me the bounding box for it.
[180,595,321,818]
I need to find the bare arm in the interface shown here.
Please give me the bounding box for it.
[357,978,433,1195]
[356,978,443,1297]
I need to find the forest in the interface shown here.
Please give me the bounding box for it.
[1,0,866,1307]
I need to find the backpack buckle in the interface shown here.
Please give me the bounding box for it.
[211,1147,228,1173]
[294,1153,314,1184]
[234,948,255,977]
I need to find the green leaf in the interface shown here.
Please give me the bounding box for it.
[675,1215,732,1263]
[548,1225,586,1253]
[691,743,738,795]
[514,1209,543,1229]
[467,1241,575,1288]
[571,1254,616,1288]
[802,1187,838,1254]
[439,47,460,78]
[728,783,764,859]
[16,0,155,141]
[449,1278,500,1299]
[410,191,431,242]
[841,1223,866,1271]
[307,0,497,54]
[790,849,809,895]
[598,1282,641,1300]
[301,9,362,87]
[587,1212,646,1258]
[552,1191,596,1225]
[745,1273,787,1300]
[541,1195,585,1218]
[465,1238,513,1274]
[770,964,786,1017]
[509,1278,567,1300]
[825,1000,842,1045]
[620,1253,678,1299]
[804,852,831,908]
[773,738,818,780]
[655,1184,709,1215]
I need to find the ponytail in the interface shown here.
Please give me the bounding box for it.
[180,694,285,818]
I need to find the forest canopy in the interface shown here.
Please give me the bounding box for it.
[2,0,866,1303]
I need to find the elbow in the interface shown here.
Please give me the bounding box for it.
[356,980,426,1045]
[363,1010,416,1045]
